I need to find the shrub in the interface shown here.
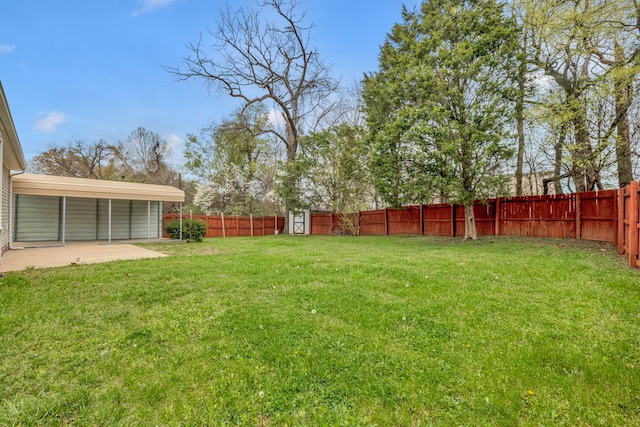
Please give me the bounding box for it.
[165,219,207,242]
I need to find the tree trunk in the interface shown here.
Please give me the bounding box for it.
[281,117,298,235]
[570,90,599,192]
[515,101,525,196]
[515,27,528,197]
[463,204,477,240]
[613,42,634,187]
[553,124,566,194]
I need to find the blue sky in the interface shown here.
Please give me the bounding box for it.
[0,0,419,165]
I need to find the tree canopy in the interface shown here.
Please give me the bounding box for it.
[363,0,521,239]
[186,105,281,215]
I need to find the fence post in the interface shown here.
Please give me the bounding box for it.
[613,189,618,248]
[330,212,334,235]
[451,204,456,237]
[221,213,226,238]
[629,181,639,268]
[495,198,501,236]
[575,192,581,239]
[250,214,254,237]
[618,187,625,254]
[384,208,389,235]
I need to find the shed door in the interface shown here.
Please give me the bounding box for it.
[14,195,60,242]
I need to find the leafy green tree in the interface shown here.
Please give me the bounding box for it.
[524,0,640,191]
[363,0,521,239]
[293,124,373,233]
[186,104,281,215]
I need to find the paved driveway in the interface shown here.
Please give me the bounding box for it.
[0,241,167,273]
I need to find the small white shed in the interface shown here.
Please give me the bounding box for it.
[11,174,184,244]
[288,210,310,235]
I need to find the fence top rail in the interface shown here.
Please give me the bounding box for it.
[494,194,574,203]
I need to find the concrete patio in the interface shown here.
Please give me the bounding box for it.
[0,241,168,273]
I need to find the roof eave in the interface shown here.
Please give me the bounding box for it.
[0,81,27,171]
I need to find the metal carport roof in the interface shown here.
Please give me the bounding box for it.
[12,174,185,202]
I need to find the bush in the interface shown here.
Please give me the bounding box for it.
[165,219,207,242]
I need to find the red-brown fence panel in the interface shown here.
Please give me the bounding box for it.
[498,194,576,238]
[578,190,617,242]
[474,201,496,236]
[451,202,496,237]
[360,210,387,235]
[622,182,640,268]
[310,213,333,235]
[634,183,640,268]
[422,204,453,236]
[162,214,284,238]
[387,206,421,235]
[453,205,466,237]
[206,216,224,237]
[336,213,349,234]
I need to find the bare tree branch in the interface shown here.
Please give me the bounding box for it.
[166,0,339,164]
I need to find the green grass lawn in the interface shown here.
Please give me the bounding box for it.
[1,235,639,426]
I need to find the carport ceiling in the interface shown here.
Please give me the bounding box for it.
[12,174,184,202]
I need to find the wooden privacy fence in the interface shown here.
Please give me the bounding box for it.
[618,181,640,268]
[311,190,618,242]
[163,214,285,238]
[162,184,640,270]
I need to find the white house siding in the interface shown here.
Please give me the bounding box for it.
[2,167,9,251]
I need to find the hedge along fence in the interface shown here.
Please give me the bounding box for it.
[163,214,285,238]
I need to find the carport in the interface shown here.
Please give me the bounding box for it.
[11,174,184,245]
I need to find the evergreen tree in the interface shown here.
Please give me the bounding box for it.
[363,0,521,239]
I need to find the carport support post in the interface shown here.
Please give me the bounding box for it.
[147,201,151,240]
[61,196,67,246]
[108,199,112,244]
[179,204,183,240]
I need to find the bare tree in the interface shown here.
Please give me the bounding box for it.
[166,0,339,229]
[119,127,175,185]
[29,139,122,179]
[167,0,338,163]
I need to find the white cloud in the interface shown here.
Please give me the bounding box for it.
[165,133,185,165]
[0,44,16,54]
[166,133,183,150]
[268,108,284,129]
[33,112,66,134]
[131,0,178,17]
